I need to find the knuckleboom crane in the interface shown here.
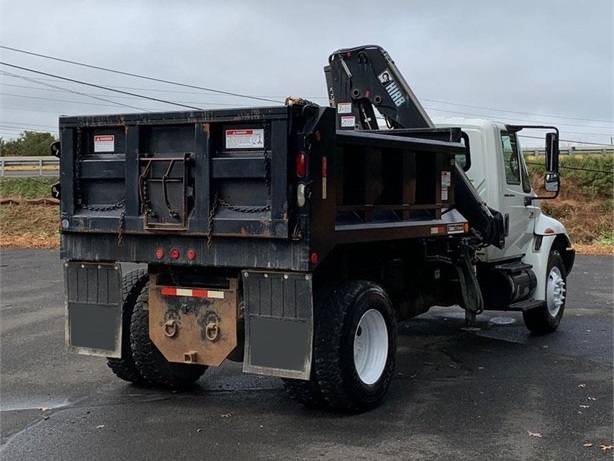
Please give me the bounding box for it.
[325,45,506,250]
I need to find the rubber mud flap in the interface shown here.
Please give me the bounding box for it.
[65,261,123,357]
[242,271,313,380]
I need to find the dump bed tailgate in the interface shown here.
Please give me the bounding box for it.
[59,107,298,240]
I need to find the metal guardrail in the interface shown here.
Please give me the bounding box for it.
[522,146,614,156]
[0,156,59,177]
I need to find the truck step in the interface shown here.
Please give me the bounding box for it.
[505,299,546,312]
[493,262,533,273]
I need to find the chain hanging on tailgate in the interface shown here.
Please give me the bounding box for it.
[73,128,127,247]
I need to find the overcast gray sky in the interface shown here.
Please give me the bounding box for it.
[0,0,612,146]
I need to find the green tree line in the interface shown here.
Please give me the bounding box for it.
[0,131,58,157]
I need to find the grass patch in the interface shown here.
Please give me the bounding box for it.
[594,230,614,246]
[0,177,57,199]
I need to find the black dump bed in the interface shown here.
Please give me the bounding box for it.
[58,104,469,272]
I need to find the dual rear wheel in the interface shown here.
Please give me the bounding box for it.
[107,271,206,388]
[111,273,397,410]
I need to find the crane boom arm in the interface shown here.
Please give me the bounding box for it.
[325,45,505,249]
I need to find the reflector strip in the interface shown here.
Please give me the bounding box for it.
[160,287,225,299]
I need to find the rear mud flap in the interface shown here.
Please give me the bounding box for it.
[242,271,313,380]
[65,261,123,357]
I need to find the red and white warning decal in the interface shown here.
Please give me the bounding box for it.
[337,102,352,114]
[225,129,264,149]
[160,287,225,299]
[340,116,356,128]
[94,135,114,153]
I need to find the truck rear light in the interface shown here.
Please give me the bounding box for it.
[155,248,165,259]
[296,152,306,177]
[310,252,318,265]
[170,248,180,260]
[187,249,196,260]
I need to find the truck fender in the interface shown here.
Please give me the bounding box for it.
[533,212,575,272]
[523,214,574,302]
[533,213,569,237]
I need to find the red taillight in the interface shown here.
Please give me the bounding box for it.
[155,248,165,259]
[187,249,196,260]
[296,152,306,178]
[310,252,318,265]
[170,248,180,260]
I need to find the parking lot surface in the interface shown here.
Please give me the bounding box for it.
[1,250,612,460]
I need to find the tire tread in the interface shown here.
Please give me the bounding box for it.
[130,285,207,389]
[314,281,396,412]
[523,251,566,335]
[106,269,148,383]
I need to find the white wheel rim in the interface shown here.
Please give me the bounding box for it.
[547,266,566,317]
[353,309,389,385]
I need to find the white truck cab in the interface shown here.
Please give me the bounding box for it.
[434,116,575,331]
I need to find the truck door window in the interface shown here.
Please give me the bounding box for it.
[501,132,520,185]
[520,154,532,193]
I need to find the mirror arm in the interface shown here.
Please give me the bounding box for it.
[525,191,559,206]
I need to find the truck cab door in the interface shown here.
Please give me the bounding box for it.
[499,131,536,257]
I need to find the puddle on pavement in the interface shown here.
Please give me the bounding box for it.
[0,397,71,412]
[488,316,517,326]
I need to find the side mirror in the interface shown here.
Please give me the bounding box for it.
[544,172,559,193]
[545,132,559,173]
[456,131,471,172]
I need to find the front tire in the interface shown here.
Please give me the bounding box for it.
[130,283,207,388]
[523,250,567,334]
[314,281,397,412]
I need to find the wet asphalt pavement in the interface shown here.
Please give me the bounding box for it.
[1,250,612,461]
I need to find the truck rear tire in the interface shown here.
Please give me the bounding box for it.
[523,250,567,334]
[281,373,327,408]
[130,283,207,388]
[313,281,397,412]
[106,269,148,384]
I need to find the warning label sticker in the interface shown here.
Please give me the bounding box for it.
[94,135,115,153]
[337,102,352,114]
[340,116,356,128]
[225,129,264,149]
[447,223,465,234]
[441,171,451,187]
